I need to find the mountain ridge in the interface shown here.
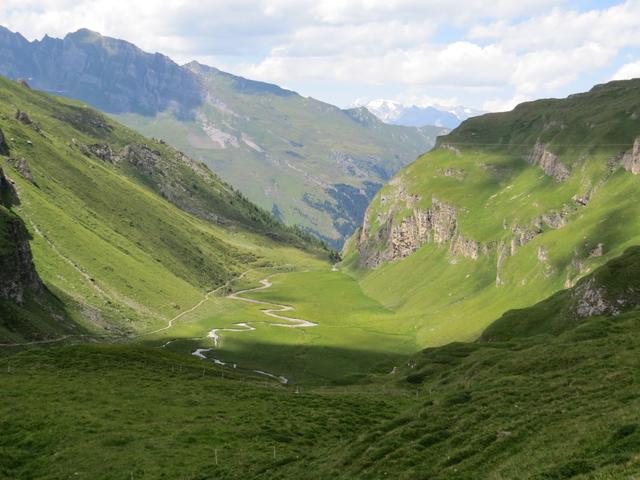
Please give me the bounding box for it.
[0,26,448,247]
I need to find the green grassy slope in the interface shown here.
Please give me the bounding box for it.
[290,246,640,479]
[3,247,640,479]
[115,62,446,247]
[345,78,640,348]
[0,76,325,343]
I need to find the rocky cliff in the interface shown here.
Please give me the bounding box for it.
[0,27,202,116]
[356,177,488,268]
[622,138,640,174]
[526,142,571,182]
[0,170,43,304]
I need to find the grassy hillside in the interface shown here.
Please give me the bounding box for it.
[3,247,640,479]
[344,78,640,348]
[0,76,325,344]
[116,62,446,246]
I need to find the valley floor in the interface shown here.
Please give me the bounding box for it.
[138,267,417,385]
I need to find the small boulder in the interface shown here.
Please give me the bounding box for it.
[16,110,41,133]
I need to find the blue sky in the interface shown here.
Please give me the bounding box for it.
[2,0,640,111]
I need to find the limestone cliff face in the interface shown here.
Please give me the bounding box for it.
[357,180,487,268]
[526,142,571,182]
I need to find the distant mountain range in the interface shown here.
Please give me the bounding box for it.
[354,98,485,128]
[0,26,448,247]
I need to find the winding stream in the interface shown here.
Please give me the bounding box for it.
[190,276,317,384]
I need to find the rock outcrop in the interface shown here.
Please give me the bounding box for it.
[15,109,33,125]
[82,143,115,163]
[572,279,621,318]
[358,194,487,268]
[437,168,465,179]
[0,168,18,206]
[526,142,570,181]
[7,157,36,184]
[622,138,640,174]
[118,144,164,176]
[0,175,43,304]
[440,143,462,156]
[15,109,41,132]
[0,212,43,304]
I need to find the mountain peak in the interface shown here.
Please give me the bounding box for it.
[357,98,484,128]
[65,28,103,42]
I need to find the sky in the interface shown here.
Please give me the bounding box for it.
[1,0,640,111]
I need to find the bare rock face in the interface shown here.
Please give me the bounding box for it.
[0,175,43,304]
[526,142,570,182]
[573,279,620,318]
[440,143,462,156]
[622,138,640,174]
[7,157,36,184]
[85,144,115,162]
[537,246,549,262]
[589,243,604,258]
[15,109,33,125]
[357,194,486,267]
[0,214,43,304]
[510,225,541,256]
[118,145,163,175]
[0,168,18,206]
[437,168,465,179]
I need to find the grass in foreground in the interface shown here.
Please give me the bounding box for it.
[3,248,640,479]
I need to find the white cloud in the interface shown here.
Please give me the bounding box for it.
[469,1,640,51]
[242,41,514,87]
[482,94,531,112]
[0,0,637,110]
[511,42,615,94]
[611,60,640,80]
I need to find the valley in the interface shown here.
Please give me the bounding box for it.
[1,20,640,478]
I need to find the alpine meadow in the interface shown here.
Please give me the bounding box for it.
[2,2,640,479]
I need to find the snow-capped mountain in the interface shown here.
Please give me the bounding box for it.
[354,99,485,129]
